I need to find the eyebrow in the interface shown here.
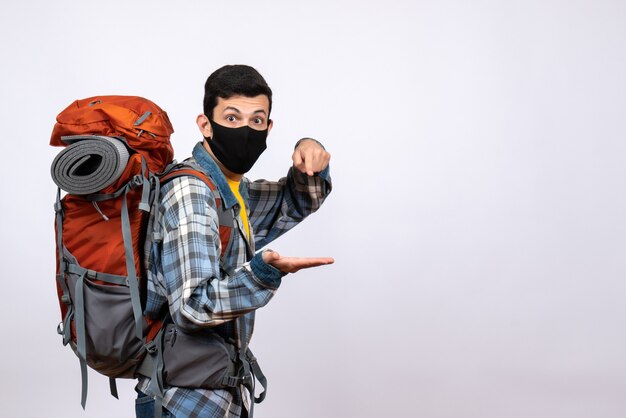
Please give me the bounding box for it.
[223,106,267,116]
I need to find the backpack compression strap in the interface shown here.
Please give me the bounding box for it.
[84,156,151,341]
[56,156,153,409]
[55,189,73,346]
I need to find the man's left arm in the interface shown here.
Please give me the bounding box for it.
[244,138,332,248]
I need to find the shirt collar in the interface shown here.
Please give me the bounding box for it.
[191,141,239,209]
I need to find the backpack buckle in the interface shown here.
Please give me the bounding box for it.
[130,175,144,189]
[144,340,157,355]
[241,374,253,387]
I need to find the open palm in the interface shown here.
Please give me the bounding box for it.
[263,250,334,274]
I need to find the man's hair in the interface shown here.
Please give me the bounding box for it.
[203,65,273,119]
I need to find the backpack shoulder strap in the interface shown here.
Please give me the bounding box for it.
[159,166,235,272]
[159,166,216,193]
[139,166,238,410]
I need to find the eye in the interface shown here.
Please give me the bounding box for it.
[253,117,264,125]
[226,115,237,123]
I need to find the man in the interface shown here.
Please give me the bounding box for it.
[135,65,333,417]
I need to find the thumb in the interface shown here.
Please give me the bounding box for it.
[263,249,281,264]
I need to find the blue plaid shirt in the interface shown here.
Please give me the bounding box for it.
[137,142,332,417]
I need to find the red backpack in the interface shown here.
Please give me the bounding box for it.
[51,96,216,408]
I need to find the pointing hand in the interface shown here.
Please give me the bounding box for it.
[292,138,331,177]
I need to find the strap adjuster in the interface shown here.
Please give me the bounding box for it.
[221,374,252,388]
[130,175,144,189]
[144,340,158,355]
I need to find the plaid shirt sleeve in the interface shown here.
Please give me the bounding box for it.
[156,176,281,331]
[244,165,332,249]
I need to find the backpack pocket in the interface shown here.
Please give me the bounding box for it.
[161,323,238,389]
[64,259,145,378]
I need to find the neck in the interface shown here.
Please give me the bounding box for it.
[202,140,243,182]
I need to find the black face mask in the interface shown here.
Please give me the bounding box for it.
[207,119,268,174]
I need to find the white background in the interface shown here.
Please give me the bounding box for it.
[1,1,625,417]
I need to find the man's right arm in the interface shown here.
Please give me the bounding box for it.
[157,177,284,332]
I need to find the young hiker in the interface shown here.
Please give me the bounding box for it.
[134,64,333,417]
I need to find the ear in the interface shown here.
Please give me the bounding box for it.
[268,119,274,134]
[196,114,212,138]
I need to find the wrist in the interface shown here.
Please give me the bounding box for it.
[251,251,285,289]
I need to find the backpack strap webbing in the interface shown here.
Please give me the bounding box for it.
[148,324,167,418]
[57,157,153,410]
[236,317,268,418]
[109,377,119,400]
[55,189,73,346]
[76,179,147,409]
[104,159,153,403]
[159,167,216,192]
[247,348,268,403]
[55,188,89,409]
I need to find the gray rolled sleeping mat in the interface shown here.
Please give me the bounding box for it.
[51,135,130,194]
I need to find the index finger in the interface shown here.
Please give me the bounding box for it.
[292,149,304,168]
[304,152,315,176]
[287,257,335,269]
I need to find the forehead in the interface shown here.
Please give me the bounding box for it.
[215,95,270,114]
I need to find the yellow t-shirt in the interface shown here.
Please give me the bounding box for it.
[226,178,250,240]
